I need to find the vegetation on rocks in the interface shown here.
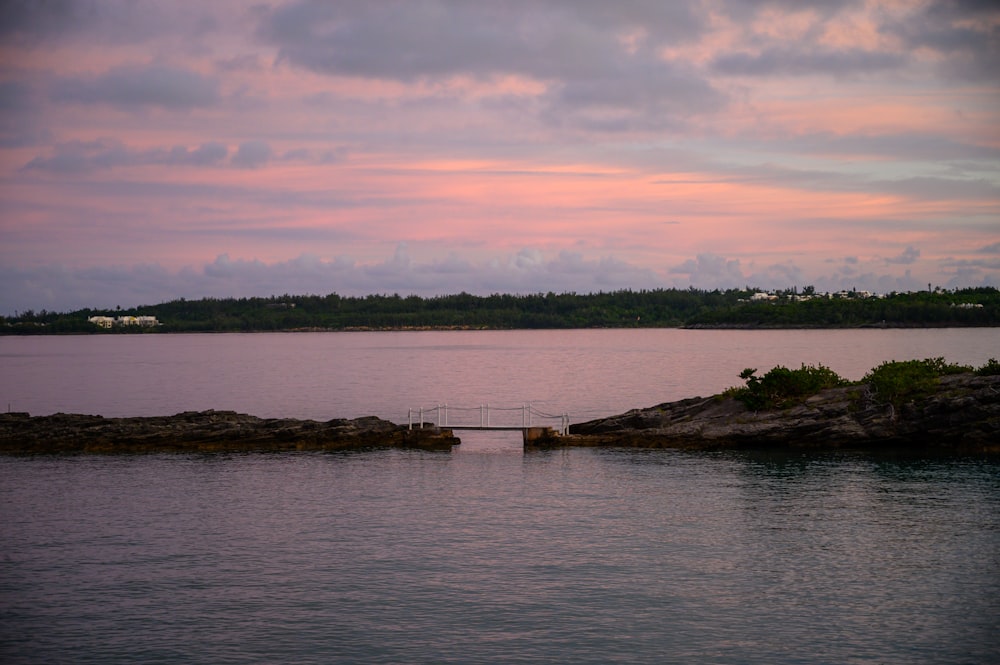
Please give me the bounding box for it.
[725,358,1000,411]
[862,358,973,408]
[568,360,1000,452]
[724,364,847,410]
[975,358,1000,376]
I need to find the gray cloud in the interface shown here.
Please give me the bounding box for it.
[652,152,999,202]
[0,247,661,314]
[711,47,904,77]
[786,132,1000,162]
[176,142,228,166]
[710,1,997,81]
[897,0,1000,50]
[943,267,1000,290]
[215,54,263,73]
[940,257,1000,270]
[0,79,52,148]
[0,80,32,113]
[1,261,181,315]
[715,0,861,22]
[663,250,955,295]
[877,176,1000,202]
[22,138,229,173]
[815,270,928,295]
[351,245,664,295]
[231,141,273,169]
[255,1,723,130]
[764,262,806,285]
[667,253,819,291]
[258,1,705,81]
[22,138,130,173]
[885,246,921,265]
[21,137,345,174]
[2,1,996,313]
[0,0,87,42]
[0,1,224,48]
[4,245,996,316]
[668,253,747,289]
[281,147,311,161]
[884,1,1000,81]
[836,261,859,277]
[54,64,220,110]
[542,61,724,131]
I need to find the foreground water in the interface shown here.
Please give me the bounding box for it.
[3,448,998,664]
[2,329,999,663]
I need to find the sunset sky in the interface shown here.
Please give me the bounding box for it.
[1,0,998,314]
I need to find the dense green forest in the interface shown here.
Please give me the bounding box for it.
[3,287,998,334]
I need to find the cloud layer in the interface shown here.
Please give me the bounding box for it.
[1,0,998,314]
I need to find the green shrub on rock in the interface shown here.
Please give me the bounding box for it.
[975,358,1000,376]
[862,357,971,407]
[725,363,847,410]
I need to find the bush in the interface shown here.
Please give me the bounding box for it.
[725,363,847,410]
[862,357,971,407]
[975,358,1000,376]
[726,357,985,412]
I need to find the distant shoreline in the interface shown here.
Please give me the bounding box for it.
[4,287,997,333]
[5,322,1000,335]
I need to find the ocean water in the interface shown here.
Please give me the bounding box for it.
[3,449,998,664]
[2,327,998,421]
[2,329,999,663]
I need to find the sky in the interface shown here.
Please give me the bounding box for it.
[1,0,998,315]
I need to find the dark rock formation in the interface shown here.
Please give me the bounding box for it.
[0,410,459,455]
[564,373,1000,453]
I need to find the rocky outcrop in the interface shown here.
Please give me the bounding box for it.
[564,373,1000,453]
[0,410,459,455]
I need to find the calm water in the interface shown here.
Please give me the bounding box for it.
[2,328,998,421]
[2,329,999,663]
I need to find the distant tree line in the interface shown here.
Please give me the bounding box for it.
[2,286,998,334]
[685,287,999,328]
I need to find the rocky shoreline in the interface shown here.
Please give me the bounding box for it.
[4,373,998,455]
[0,410,459,455]
[558,372,1000,454]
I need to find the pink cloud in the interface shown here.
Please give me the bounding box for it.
[0,0,997,312]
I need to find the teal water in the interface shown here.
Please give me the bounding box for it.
[2,446,998,664]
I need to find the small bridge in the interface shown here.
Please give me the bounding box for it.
[407,403,570,445]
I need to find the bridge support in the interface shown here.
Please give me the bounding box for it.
[522,426,558,447]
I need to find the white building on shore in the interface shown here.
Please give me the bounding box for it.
[88,315,159,328]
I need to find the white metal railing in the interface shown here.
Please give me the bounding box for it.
[407,403,569,435]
